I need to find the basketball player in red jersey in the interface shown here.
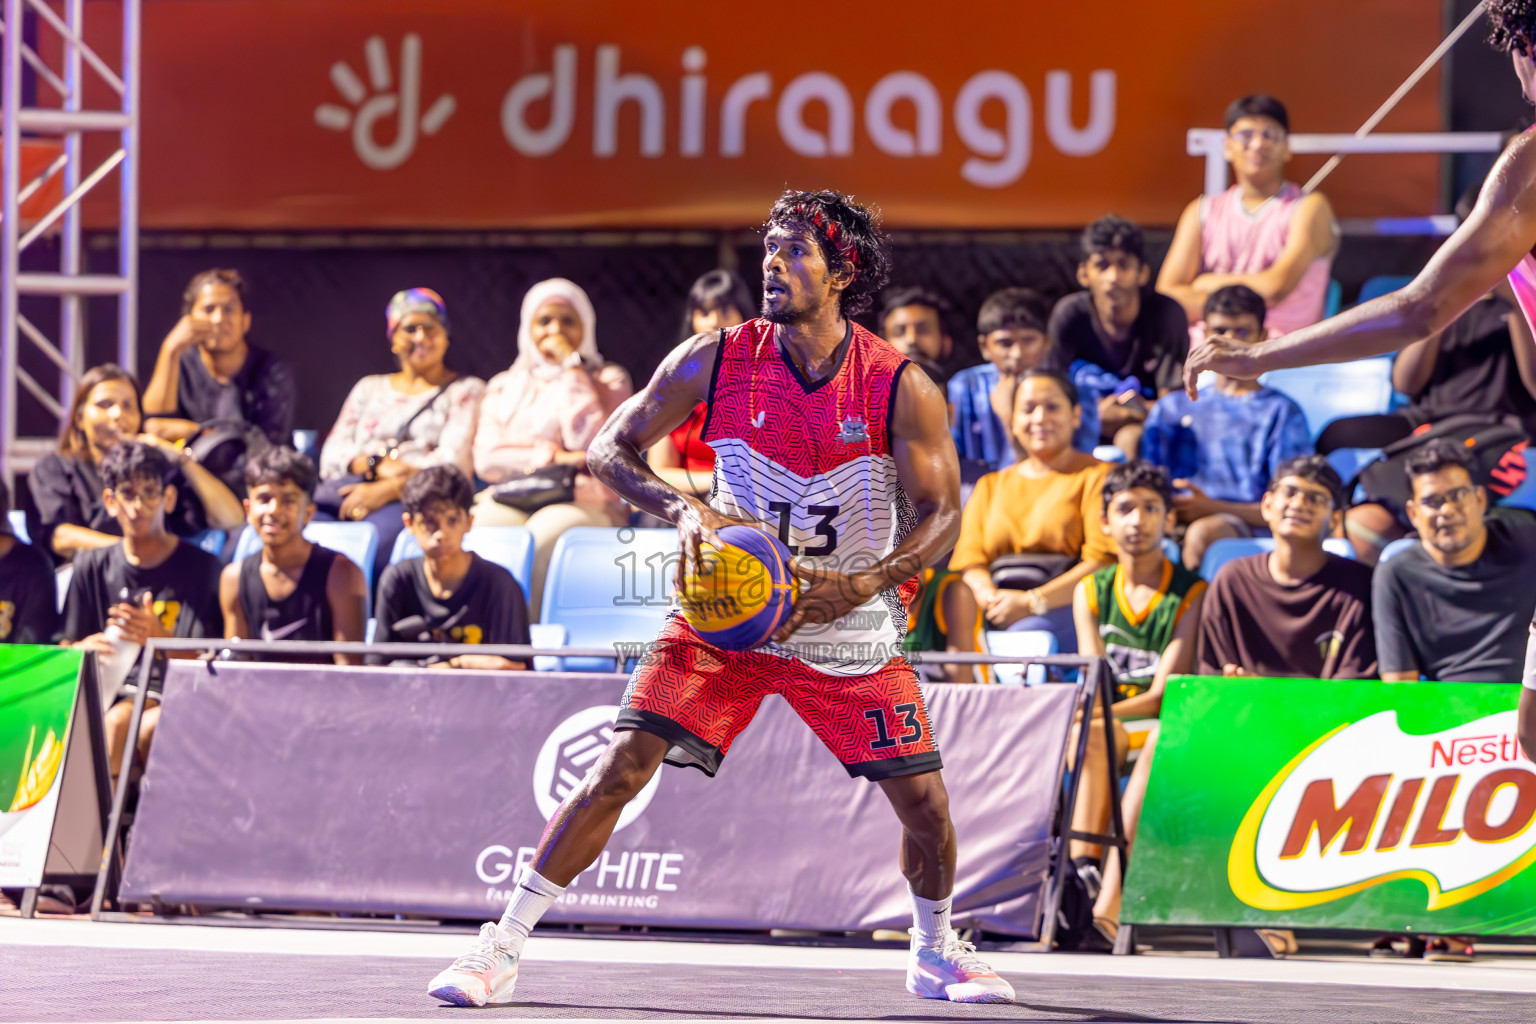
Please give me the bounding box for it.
[427,190,1015,1006]
[1183,3,1536,761]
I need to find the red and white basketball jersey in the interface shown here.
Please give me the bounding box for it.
[701,318,918,676]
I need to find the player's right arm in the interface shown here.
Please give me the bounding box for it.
[1185,131,1536,395]
[588,331,754,579]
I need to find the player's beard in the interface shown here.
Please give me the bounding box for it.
[761,295,810,325]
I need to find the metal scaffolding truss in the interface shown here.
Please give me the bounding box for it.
[0,0,139,483]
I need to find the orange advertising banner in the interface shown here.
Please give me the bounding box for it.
[84,0,1446,229]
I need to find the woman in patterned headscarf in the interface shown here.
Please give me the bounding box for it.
[318,288,485,577]
[472,277,632,617]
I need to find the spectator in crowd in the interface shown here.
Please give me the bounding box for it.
[318,288,485,581]
[879,284,971,390]
[219,447,367,664]
[946,370,1116,674]
[648,269,753,496]
[374,466,530,669]
[1141,286,1312,572]
[141,269,296,492]
[1049,216,1189,454]
[61,442,222,781]
[471,277,631,616]
[1157,94,1339,343]
[950,287,1099,472]
[1071,460,1204,942]
[1375,440,1536,684]
[1198,456,1376,678]
[30,364,245,564]
[0,478,59,644]
[1323,198,1536,561]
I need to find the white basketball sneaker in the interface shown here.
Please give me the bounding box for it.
[906,932,1016,1004]
[426,922,521,1006]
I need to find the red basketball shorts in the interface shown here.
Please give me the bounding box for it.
[615,614,942,780]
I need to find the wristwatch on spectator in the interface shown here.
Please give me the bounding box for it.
[364,453,383,483]
[1024,588,1047,617]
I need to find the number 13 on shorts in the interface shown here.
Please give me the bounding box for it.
[866,702,924,750]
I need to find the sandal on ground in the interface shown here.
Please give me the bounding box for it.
[1256,928,1297,958]
[1424,936,1474,962]
[1093,916,1119,946]
[1370,935,1426,958]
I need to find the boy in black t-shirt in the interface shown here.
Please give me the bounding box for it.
[373,466,529,669]
[62,441,222,778]
[220,446,367,664]
[1048,216,1189,452]
[0,479,60,644]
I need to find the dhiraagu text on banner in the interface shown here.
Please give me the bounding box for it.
[0,646,84,888]
[1124,676,1535,937]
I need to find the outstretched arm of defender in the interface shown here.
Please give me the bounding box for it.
[1184,132,1536,396]
[774,367,961,640]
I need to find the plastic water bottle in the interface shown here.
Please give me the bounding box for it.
[98,587,143,704]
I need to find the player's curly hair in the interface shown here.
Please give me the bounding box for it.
[764,189,891,317]
[1490,0,1536,54]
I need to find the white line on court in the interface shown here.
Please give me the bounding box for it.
[3,918,1536,996]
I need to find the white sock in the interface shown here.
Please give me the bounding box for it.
[910,889,952,949]
[497,866,565,950]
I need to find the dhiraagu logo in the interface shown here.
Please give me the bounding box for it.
[314,34,456,170]
[1230,711,1536,911]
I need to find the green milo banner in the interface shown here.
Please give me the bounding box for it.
[0,645,84,888]
[1124,676,1535,936]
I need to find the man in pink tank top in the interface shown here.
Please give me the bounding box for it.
[1158,94,1340,343]
[1183,3,1536,762]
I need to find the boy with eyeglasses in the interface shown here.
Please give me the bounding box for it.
[1374,439,1536,684]
[1156,93,1339,343]
[1140,285,1312,573]
[1197,455,1375,679]
[62,441,222,780]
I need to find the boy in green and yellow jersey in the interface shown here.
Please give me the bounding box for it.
[1070,459,1205,943]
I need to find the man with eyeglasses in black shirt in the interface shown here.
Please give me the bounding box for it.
[1374,440,1536,684]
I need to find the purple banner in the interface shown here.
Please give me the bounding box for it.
[121,663,1075,936]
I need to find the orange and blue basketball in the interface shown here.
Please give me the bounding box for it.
[680,525,798,649]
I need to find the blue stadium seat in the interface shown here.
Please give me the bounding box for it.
[539,527,677,672]
[983,629,1055,686]
[1378,537,1420,563]
[187,529,226,557]
[232,521,380,614]
[1199,535,1355,581]
[1259,357,1395,439]
[7,510,29,544]
[1356,274,1414,306]
[1160,537,1181,565]
[389,525,536,602]
[528,622,568,672]
[1323,279,1342,319]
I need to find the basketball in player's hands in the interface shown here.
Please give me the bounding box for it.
[679,525,798,650]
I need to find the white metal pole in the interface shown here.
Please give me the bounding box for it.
[117,0,138,373]
[60,0,82,399]
[1,0,23,487]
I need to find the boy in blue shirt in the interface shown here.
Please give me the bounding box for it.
[949,287,1101,473]
[1141,285,1312,571]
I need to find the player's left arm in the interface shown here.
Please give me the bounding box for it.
[1186,134,1536,396]
[774,366,960,639]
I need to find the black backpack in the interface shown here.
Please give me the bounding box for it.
[1353,413,1530,522]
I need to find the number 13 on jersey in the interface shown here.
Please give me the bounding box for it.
[767,501,840,556]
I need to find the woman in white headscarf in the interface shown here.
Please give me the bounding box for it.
[472,278,631,616]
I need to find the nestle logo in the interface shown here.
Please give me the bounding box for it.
[1429,733,1521,769]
